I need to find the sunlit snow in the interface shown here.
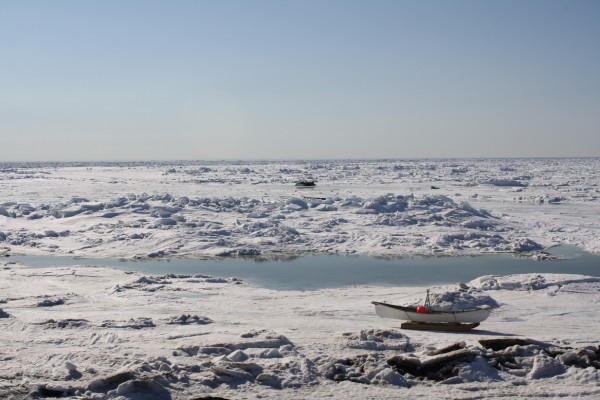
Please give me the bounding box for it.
[1,158,599,399]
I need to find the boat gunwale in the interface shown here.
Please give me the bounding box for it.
[371,301,494,315]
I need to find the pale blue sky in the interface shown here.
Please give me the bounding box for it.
[1,0,599,161]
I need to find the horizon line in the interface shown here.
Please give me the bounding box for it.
[1,155,599,164]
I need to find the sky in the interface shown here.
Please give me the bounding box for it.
[1,0,599,161]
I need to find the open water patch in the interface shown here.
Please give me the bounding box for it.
[9,246,600,291]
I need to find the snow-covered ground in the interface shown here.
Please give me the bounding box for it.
[1,158,599,259]
[1,158,600,399]
[1,263,600,399]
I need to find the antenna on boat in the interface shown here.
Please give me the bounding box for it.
[424,289,431,310]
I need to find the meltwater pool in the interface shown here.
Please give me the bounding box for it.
[10,246,599,290]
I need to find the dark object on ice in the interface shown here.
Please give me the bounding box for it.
[400,321,480,331]
[295,180,315,187]
[39,318,89,328]
[30,384,72,398]
[428,341,466,356]
[165,314,213,325]
[0,308,9,318]
[36,298,65,307]
[387,348,475,381]
[431,185,440,189]
[479,338,533,351]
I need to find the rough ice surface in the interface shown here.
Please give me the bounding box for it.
[2,264,600,399]
[1,158,600,399]
[1,158,599,258]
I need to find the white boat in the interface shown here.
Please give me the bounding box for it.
[372,301,493,324]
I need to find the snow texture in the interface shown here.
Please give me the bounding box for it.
[1,264,600,399]
[1,158,599,259]
[1,158,600,399]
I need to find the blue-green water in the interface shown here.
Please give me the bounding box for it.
[9,246,600,290]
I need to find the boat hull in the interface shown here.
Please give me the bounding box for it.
[372,301,492,323]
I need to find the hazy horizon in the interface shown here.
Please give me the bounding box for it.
[3,156,600,165]
[1,0,599,162]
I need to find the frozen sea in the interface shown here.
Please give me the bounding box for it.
[2,158,599,259]
[2,158,600,399]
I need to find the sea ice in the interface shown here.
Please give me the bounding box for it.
[1,158,599,398]
[1,158,598,258]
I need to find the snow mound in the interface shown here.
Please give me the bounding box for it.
[469,274,600,292]
[404,283,499,310]
[342,329,412,351]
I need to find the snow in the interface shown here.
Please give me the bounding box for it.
[1,158,600,399]
[1,263,600,399]
[1,158,599,258]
